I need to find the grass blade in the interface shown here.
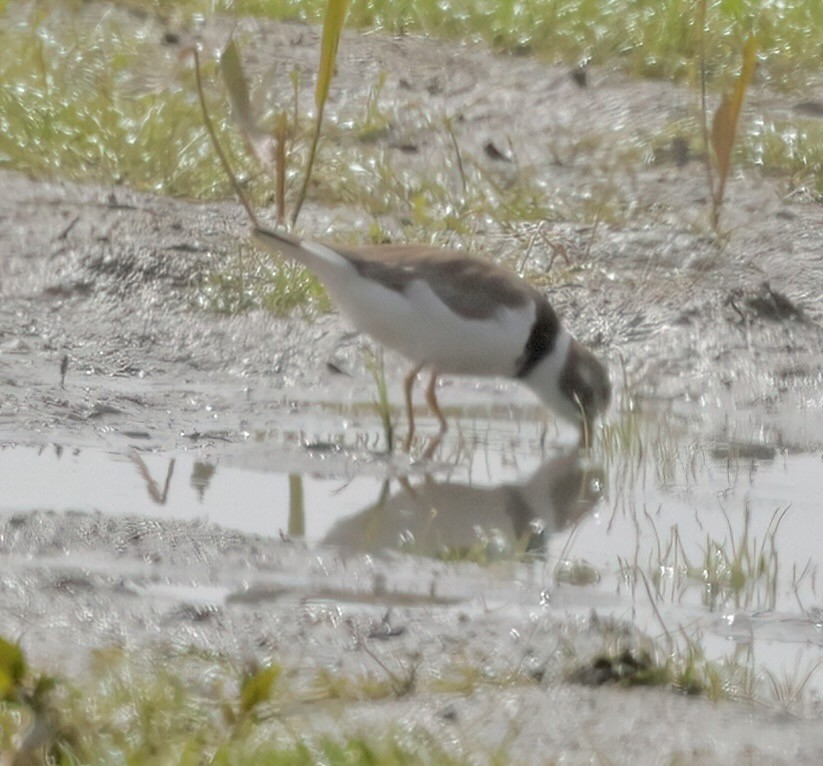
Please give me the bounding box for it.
[291,0,350,225]
[315,0,349,109]
[710,36,757,225]
[220,37,252,131]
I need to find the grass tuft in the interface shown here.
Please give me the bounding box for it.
[0,641,464,765]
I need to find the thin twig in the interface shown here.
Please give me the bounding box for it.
[291,110,322,226]
[193,46,258,227]
[446,118,468,196]
[276,111,287,225]
[638,568,673,650]
[697,0,718,227]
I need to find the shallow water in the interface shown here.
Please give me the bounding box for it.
[3,400,821,698]
[1,413,592,544]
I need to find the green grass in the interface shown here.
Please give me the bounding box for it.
[0,2,576,233]
[744,116,823,199]
[0,0,819,243]
[566,610,810,705]
[570,401,823,709]
[596,400,791,615]
[146,0,821,90]
[2,1,820,201]
[0,644,465,765]
[648,114,823,201]
[0,5,245,199]
[193,243,331,316]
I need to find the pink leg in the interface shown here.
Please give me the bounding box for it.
[402,363,424,452]
[425,372,448,437]
[421,372,448,459]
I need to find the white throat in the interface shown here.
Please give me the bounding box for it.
[521,330,579,423]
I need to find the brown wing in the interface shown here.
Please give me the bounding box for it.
[337,244,538,321]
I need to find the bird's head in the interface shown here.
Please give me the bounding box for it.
[524,336,611,444]
[559,340,611,443]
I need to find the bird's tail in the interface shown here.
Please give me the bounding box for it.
[252,227,347,277]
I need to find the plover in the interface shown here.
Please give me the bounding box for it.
[252,227,611,449]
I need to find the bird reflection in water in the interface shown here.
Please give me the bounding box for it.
[323,450,605,559]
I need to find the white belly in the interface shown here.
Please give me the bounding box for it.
[325,273,534,376]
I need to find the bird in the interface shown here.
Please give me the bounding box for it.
[252,227,611,451]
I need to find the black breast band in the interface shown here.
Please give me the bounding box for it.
[515,298,560,379]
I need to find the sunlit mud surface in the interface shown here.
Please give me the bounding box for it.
[2,3,823,761]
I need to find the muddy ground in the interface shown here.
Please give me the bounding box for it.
[1,7,823,764]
